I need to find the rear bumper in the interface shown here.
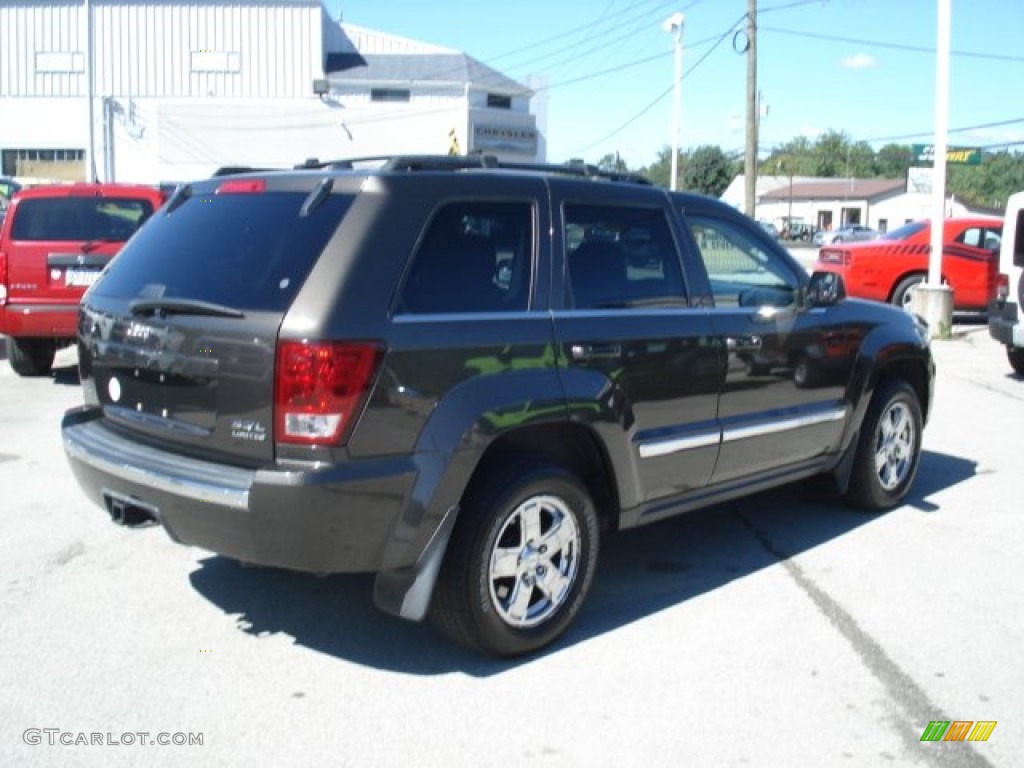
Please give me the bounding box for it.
[988,301,1023,348]
[0,303,79,338]
[61,407,419,575]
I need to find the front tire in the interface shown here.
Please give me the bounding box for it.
[8,337,56,377]
[846,379,923,510]
[430,464,599,657]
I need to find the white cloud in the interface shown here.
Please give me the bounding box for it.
[841,53,876,69]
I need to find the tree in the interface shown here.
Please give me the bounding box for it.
[596,152,629,174]
[949,151,1024,211]
[874,143,913,178]
[642,146,676,189]
[680,145,736,197]
[761,137,816,176]
[811,130,853,177]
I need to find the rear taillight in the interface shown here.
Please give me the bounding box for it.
[0,249,7,305]
[996,273,1009,301]
[818,248,851,266]
[274,340,383,446]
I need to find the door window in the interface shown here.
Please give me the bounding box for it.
[685,215,800,309]
[563,204,686,309]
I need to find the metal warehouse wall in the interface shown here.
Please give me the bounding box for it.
[0,0,325,100]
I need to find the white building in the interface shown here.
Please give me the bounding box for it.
[723,172,996,234]
[0,1,541,186]
[329,24,540,161]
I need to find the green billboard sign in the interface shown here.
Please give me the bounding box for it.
[911,144,983,166]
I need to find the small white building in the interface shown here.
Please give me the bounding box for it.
[0,1,541,186]
[328,24,541,162]
[723,173,996,234]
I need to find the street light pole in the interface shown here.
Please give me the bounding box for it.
[84,0,97,182]
[912,0,954,338]
[663,12,684,191]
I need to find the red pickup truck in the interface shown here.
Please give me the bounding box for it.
[0,183,165,376]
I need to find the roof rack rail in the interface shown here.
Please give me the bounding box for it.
[290,154,651,185]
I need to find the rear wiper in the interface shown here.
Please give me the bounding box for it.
[129,298,245,318]
[81,238,120,253]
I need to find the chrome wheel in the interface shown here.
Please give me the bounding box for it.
[488,494,581,629]
[873,401,915,491]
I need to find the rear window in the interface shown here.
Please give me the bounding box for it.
[92,191,352,312]
[11,196,155,241]
[881,221,926,241]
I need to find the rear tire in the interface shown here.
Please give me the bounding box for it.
[892,274,925,311]
[1008,346,1024,376]
[846,379,923,510]
[430,464,599,657]
[8,337,56,377]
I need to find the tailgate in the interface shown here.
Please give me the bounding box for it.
[5,194,155,305]
[78,181,355,465]
[80,302,281,465]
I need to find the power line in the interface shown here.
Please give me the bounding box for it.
[537,29,742,94]
[567,13,748,156]
[334,1,701,99]
[759,0,830,14]
[859,117,1024,144]
[760,25,1024,63]
[759,117,1024,153]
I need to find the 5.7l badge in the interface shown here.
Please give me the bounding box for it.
[230,420,267,442]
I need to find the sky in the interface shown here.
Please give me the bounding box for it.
[326,0,1024,169]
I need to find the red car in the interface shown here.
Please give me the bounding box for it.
[0,182,165,375]
[812,217,1003,311]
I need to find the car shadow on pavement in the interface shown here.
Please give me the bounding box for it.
[187,448,975,676]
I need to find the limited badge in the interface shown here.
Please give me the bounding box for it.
[108,376,122,403]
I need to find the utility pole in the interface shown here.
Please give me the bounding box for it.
[744,0,758,217]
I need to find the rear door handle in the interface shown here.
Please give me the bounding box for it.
[571,343,622,361]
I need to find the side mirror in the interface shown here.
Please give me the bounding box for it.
[805,271,846,308]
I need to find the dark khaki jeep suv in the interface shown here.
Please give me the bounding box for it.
[62,156,934,656]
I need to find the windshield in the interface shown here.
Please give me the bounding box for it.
[881,221,927,241]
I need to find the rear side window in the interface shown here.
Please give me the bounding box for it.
[11,196,155,241]
[93,191,352,312]
[398,201,533,314]
[956,226,1001,252]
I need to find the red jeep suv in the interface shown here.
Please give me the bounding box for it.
[0,182,164,375]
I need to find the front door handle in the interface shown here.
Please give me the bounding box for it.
[571,343,622,361]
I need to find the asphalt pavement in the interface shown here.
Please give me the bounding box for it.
[0,323,1021,767]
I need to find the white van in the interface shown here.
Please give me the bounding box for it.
[989,190,1024,374]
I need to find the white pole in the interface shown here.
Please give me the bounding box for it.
[928,0,951,287]
[664,13,684,191]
